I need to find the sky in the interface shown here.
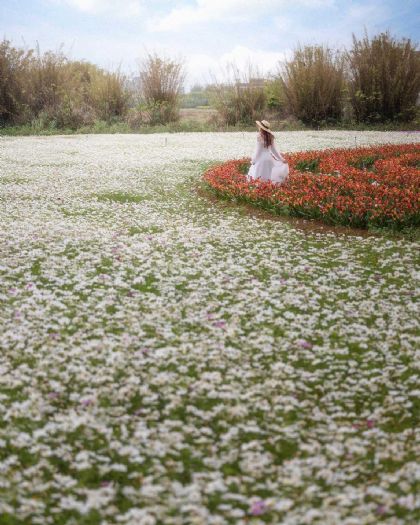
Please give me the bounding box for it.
[1,0,419,89]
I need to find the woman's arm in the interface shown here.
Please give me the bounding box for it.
[251,136,263,164]
[270,142,286,162]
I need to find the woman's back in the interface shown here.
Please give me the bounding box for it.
[248,120,288,183]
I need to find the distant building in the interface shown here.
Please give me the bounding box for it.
[236,78,267,91]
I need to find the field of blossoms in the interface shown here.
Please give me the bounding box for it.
[0,131,419,525]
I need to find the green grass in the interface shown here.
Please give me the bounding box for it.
[128,225,162,235]
[95,191,147,204]
[1,117,419,136]
[294,158,320,173]
[0,176,28,184]
[349,154,382,171]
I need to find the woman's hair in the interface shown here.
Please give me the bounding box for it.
[260,129,273,148]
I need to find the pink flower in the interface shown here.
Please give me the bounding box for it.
[213,321,226,328]
[297,339,313,349]
[366,419,375,429]
[250,500,267,516]
[48,391,60,399]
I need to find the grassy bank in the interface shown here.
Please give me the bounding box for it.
[1,113,418,137]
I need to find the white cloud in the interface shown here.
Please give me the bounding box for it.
[273,16,292,32]
[152,0,335,32]
[186,45,291,88]
[49,0,144,17]
[219,45,290,73]
[347,2,388,23]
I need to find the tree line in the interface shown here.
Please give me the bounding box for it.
[0,31,419,130]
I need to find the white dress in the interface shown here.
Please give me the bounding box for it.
[248,134,289,184]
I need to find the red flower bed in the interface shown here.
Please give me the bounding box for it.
[203,143,420,229]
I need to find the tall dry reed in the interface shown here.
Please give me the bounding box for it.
[0,40,32,124]
[279,45,345,125]
[0,40,130,129]
[347,31,420,122]
[137,53,185,125]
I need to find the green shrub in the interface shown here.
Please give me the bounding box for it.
[348,155,381,171]
[264,79,287,117]
[137,53,185,125]
[279,45,344,125]
[348,32,420,123]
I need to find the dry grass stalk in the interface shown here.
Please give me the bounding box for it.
[210,62,267,126]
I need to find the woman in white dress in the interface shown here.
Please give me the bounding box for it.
[248,120,289,184]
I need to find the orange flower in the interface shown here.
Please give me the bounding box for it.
[203,144,420,229]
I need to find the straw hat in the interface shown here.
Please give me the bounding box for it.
[256,120,274,135]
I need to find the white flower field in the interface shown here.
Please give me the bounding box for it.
[0,131,419,525]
